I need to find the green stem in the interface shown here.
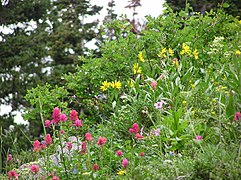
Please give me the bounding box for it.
[38,99,46,136]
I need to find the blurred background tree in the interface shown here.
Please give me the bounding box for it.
[166,0,241,18]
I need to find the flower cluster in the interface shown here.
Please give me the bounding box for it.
[133,63,142,75]
[180,43,199,59]
[129,123,144,139]
[157,47,174,58]
[100,80,122,91]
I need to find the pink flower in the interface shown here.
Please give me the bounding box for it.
[93,164,99,171]
[45,134,52,145]
[67,142,72,150]
[60,114,68,122]
[80,142,86,154]
[30,164,39,173]
[97,137,107,146]
[41,143,47,149]
[129,123,139,134]
[150,80,157,90]
[60,130,65,134]
[33,140,41,152]
[85,133,93,141]
[45,120,51,128]
[7,154,13,162]
[140,152,145,156]
[73,119,82,128]
[154,128,160,136]
[195,135,203,140]
[51,176,59,180]
[8,170,19,179]
[70,110,79,121]
[52,107,61,124]
[135,133,144,139]
[122,158,129,168]
[234,112,241,121]
[154,100,166,109]
[116,150,123,156]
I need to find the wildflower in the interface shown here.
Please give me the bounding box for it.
[73,119,83,128]
[70,110,79,122]
[30,164,39,173]
[97,137,107,146]
[100,80,111,91]
[45,134,52,145]
[195,135,203,140]
[60,113,67,122]
[150,80,157,90]
[80,142,86,154]
[172,58,179,67]
[157,48,167,58]
[117,170,126,175]
[140,152,145,156]
[154,128,160,136]
[52,107,61,124]
[239,20,241,24]
[235,50,241,56]
[135,133,144,139]
[154,100,166,109]
[193,49,199,59]
[182,101,187,106]
[33,140,41,152]
[122,158,129,168]
[180,43,191,55]
[93,164,99,171]
[116,150,123,156]
[8,170,19,179]
[138,51,145,62]
[51,176,60,180]
[60,130,65,134]
[67,142,73,150]
[45,120,51,128]
[41,143,47,149]
[85,133,93,141]
[111,80,122,89]
[128,80,134,88]
[234,112,241,121]
[168,48,174,56]
[7,154,13,162]
[133,63,142,74]
[129,123,139,134]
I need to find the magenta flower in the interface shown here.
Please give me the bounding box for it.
[8,170,19,179]
[67,142,73,150]
[129,123,139,134]
[60,130,65,134]
[30,164,39,173]
[33,140,41,152]
[93,164,99,171]
[45,134,52,145]
[70,109,79,121]
[85,133,93,141]
[97,137,107,146]
[52,107,61,124]
[51,176,60,180]
[154,100,166,109]
[150,80,157,90]
[60,113,68,122]
[73,119,82,128]
[234,112,241,121]
[7,154,13,162]
[135,133,144,140]
[80,142,86,154]
[140,152,145,156]
[122,158,129,168]
[45,120,51,128]
[195,135,203,140]
[116,150,123,156]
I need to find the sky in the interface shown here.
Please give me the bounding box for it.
[0,0,165,125]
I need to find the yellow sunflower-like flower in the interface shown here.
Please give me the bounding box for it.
[117,170,126,175]
[239,20,241,24]
[193,49,199,59]
[235,50,241,56]
[180,43,191,55]
[111,80,122,89]
[100,80,111,91]
[168,48,174,56]
[157,48,167,58]
[138,51,145,62]
[133,63,142,74]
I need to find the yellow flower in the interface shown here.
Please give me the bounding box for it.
[111,80,122,89]
[128,80,134,87]
[138,51,145,62]
[168,48,174,56]
[157,48,167,58]
[180,43,191,55]
[100,80,111,91]
[117,170,126,175]
[133,63,142,74]
[193,49,199,59]
[172,58,179,68]
[235,50,241,56]
[239,20,241,24]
